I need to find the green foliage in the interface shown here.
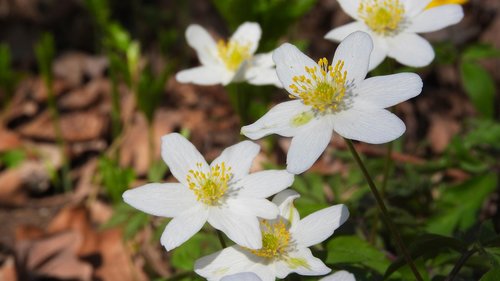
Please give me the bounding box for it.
[0,44,17,106]
[98,156,136,203]
[212,0,317,51]
[171,231,219,271]
[460,43,500,120]
[326,235,391,275]
[102,202,151,239]
[426,174,497,236]
[34,33,55,87]
[0,149,26,169]
[479,268,500,281]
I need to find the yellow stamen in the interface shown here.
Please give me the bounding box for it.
[289,58,347,113]
[248,220,291,259]
[426,0,468,9]
[358,0,405,36]
[217,40,251,71]
[186,162,232,205]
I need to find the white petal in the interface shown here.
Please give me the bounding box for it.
[176,66,231,85]
[407,5,464,33]
[355,73,422,108]
[324,22,366,42]
[195,246,273,281]
[161,133,209,186]
[285,248,331,276]
[287,118,334,174]
[387,33,434,67]
[238,170,294,199]
[250,52,274,68]
[208,207,262,249]
[185,24,219,66]
[211,141,260,181]
[368,34,389,71]
[230,22,261,55]
[402,0,433,17]
[332,105,406,144]
[228,198,278,220]
[291,204,349,248]
[161,204,208,251]
[332,31,373,86]
[123,183,197,218]
[272,190,301,225]
[241,100,312,139]
[337,0,361,19]
[246,67,282,88]
[320,271,356,281]
[222,272,262,281]
[273,43,318,95]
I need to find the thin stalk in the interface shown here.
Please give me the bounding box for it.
[445,248,477,281]
[147,120,155,167]
[345,138,424,281]
[381,140,394,196]
[216,230,227,249]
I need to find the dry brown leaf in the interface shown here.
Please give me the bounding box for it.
[0,161,50,206]
[0,256,18,281]
[0,126,22,152]
[18,110,108,142]
[427,116,461,153]
[59,78,109,111]
[53,52,108,88]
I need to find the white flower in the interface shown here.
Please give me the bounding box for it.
[221,272,262,281]
[325,0,464,70]
[122,133,294,251]
[176,22,282,87]
[195,190,349,281]
[241,31,422,174]
[320,271,356,281]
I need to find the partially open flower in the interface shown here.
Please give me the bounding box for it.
[176,22,281,87]
[195,190,349,281]
[242,32,423,174]
[123,133,294,251]
[325,0,464,69]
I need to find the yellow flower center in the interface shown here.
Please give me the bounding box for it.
[186,162,232,205]
[358,0,405,36]
[289,58,347,113]
[217,40,251,71]
[249,220,291,259]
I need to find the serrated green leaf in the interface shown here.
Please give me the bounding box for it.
[427,174,497,235]
[460,61,495,119]
[326,235,391,274]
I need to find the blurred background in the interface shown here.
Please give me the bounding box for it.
[0,0,499,280]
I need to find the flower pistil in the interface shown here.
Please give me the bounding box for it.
[217,40,251,71]
[290,58,347,113]
[358,0,405,36]
[187,162,232,205]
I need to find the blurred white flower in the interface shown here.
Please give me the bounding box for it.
[176,22,281,87]
[195,190,349,281]
[242,31,422,174]
[320,271,356,281]
[325,0,464,70]
[123,133,294,251]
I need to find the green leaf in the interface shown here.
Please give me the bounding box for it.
[326,235,391,274]
[479,268,500,281]
[0,149,26,168]
[460,61,495,119]
[124,212,150,239]
[384,234,467,279]
[147,159,169,182]
[426,174,497,235]
[171,232,219,270]
[462,44,500,61]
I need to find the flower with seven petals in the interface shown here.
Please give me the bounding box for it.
[242,31,423,174]
[325,0,464,70]
[195,190,349,281]
[123,133,294,251]
[176,22,281,87]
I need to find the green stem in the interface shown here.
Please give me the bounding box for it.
[381,141,393,196]
[445,248,477,281]
[345,138,424,281]
[216,230,227,249]
[147,120,155,167]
